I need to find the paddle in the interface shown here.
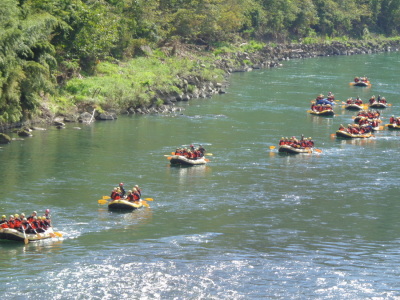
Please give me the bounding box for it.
[314,148,322,153]
[22,227,29,244]
[205,158,210,162]
[269,146,276,150]
[144,198,154,201]
[96,196,111,204]
[205,153,213,156]
[141,200,150,208]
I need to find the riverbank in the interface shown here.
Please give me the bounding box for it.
[1,38,400,140]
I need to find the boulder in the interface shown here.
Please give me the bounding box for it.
[96,112,117,120]
[78,112,93,123]
[17,130,33,137]
[54,120,65,127]
[0,133,11,144]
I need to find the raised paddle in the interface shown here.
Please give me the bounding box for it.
[144,198,154,201]
[22,227,29,244]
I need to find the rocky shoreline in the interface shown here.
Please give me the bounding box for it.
[1,39,400,142]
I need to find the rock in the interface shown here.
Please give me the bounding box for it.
[96,112,117,120]
[78,112,93,123]
[54,121,65,126]
[31,127,46,131]
[17,130,33,137]
[0,133,11,144]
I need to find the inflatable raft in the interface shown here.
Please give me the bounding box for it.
[308,109,334,116]
[278,145,313,154]
[353,81,370,87]
[108,199,143,211]
[0,227,56,243]
[169,155,207,166]
[387,124,400,130]
[345,104,364,110]
[335,130,372,138]
[369,102,388,109]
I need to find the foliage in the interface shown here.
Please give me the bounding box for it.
[2,0,400,124]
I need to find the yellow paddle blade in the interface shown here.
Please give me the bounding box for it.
[269,146,276,150]
[102,196,110,199]
[144,198,154,201]
[205,153,213,156]
[141,200,150,208]
[167,156,172,160]
[314,148,322,153]
[205,158,210,162]
[54,232,63,237]
[171,152,175,155]
[98,199,108,204]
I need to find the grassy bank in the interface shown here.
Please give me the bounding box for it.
[34,36,400,120]
[55,52,225,114]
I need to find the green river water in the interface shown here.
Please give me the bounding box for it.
[1,51,400,299]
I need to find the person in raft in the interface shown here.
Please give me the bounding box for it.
[27,211,37,222]
[118,182,126,197]
[110,187,123,200]
[134,185,141,197]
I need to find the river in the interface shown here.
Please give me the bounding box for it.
[1,52,400,299]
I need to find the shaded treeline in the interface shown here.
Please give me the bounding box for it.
[1,0,400,124]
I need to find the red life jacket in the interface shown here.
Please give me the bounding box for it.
[133,192,140,200]
[14,219,22,228]
[8,220,15,228]
[30,221,37,230]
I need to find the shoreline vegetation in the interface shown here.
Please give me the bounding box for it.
[3,0,400,141]
[1,37,400,143]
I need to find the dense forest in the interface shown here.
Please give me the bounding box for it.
[1,0,400,125]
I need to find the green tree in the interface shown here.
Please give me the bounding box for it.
[0,0,58,123]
